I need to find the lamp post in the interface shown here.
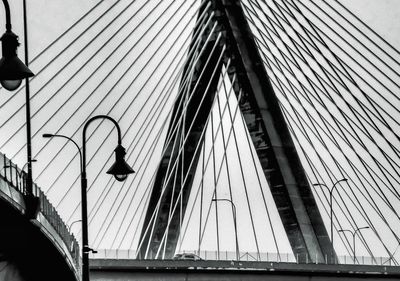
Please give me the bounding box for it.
[0,0,37,218]
[43,114,134,281]
[0,0,33,89]
[67,219,82,233]
[211,198,239,261]
[339,226,369,263]
[313,178,347,248]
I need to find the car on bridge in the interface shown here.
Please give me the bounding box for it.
[173,253,203,261]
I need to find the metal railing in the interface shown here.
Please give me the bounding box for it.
[91,249,396,266]
[0,152,81,271]
[0,153,27,193]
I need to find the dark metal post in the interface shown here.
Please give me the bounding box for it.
[81,174,89,281]
[352,227,369,263]
[0,0,38,218]
[22,0,33,199]
[313,178,347,261]
[1,0,11,31]
[0,0,34,199]
[330,179,348,247]
[329,190,333,248]
[338,226,369,264]
[231,201,239,261]
[352,231,356,263]
[81,115,122,281]
[43,115,132,281]
[212,198,239,260]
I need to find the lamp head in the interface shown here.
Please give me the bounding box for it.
[42,133,54,138]
[0,31,34,91]
[106,144,134,181]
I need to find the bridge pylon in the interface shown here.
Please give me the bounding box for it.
[138,0,334,263]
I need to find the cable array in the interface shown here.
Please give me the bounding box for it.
[241,0,400,263]
[0,0,398,263]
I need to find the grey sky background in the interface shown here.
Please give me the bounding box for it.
[0,1,399,58]
[0,0,399,259]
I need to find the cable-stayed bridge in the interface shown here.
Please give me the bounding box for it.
[1,0,400,279]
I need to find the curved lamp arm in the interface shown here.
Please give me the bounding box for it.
[82,115,122,175]
[42,133,82,172]
[2,0,11,31]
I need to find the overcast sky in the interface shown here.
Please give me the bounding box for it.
[0,0,399,260]
[0,1,398,57]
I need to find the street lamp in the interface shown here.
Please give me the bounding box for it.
[0,0,37,219]
[0,0,33,90]
[313,178,347,248]
[67,219,82,233]
[211,198,239,261]
[43,114,134,281]
[338,226,369,263]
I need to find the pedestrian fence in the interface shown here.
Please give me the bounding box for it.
[91,249,396,266]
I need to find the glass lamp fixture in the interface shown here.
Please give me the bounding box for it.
[106,144,135,181]
[0,31,33,90]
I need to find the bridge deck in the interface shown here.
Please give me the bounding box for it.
[0,153,80,281]
[90,259,400,281]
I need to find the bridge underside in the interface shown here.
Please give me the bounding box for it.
[0,187,78,281]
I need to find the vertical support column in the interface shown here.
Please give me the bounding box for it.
[138,7,224,258]
[139,0,333,263]
[219,0,333,262]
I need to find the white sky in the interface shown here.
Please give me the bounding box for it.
[0,0,399,261]
[0,0,399,57]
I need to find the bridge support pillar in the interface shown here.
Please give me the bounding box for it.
[139,0,334,263]
[138,5,224,258]
[219,0,333,263]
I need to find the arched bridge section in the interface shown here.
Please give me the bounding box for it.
[0,152,80,281]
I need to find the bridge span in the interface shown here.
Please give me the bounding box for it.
[0,153,80,281]
[90,259,400,281]
[1,0,400,280]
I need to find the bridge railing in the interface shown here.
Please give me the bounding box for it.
[0,153,26,194]
[36,185,81,270]
[90,249,396,266]
[0,152,81,271]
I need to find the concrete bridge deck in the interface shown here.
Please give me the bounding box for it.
[90,259,400,281]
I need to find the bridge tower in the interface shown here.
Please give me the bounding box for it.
[139,0,333,263]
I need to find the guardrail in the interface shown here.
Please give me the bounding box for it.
[91,249,397,266]
[0,152,81,270]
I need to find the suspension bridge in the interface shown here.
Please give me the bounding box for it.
[0,0,400,280]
